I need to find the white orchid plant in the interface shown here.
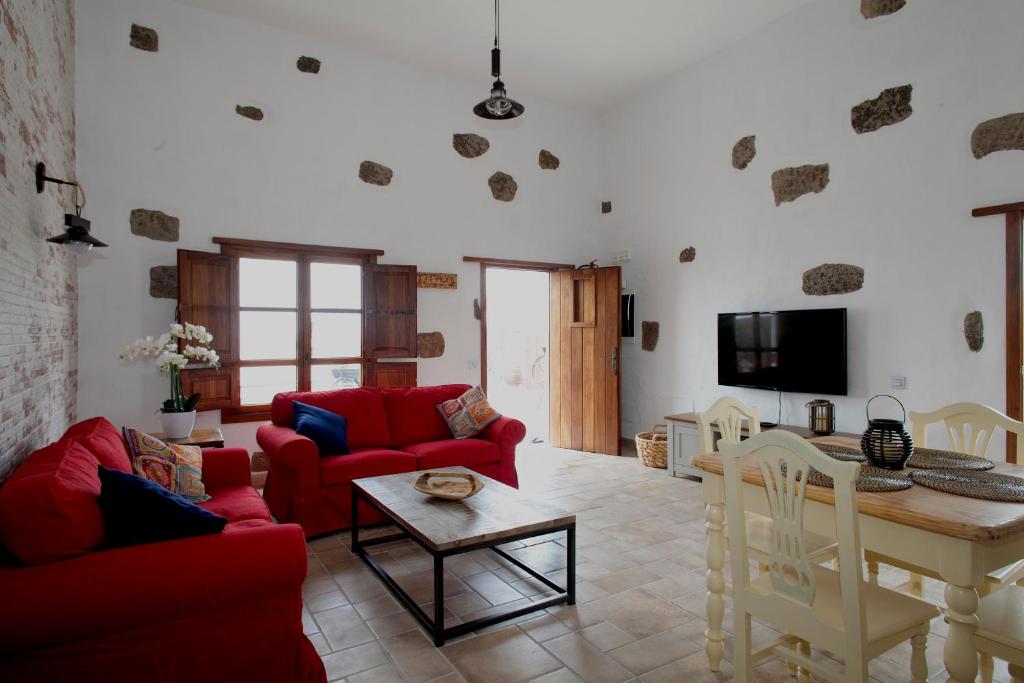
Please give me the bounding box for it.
[120,322,220,414]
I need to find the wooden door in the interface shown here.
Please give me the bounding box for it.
[368,265,417,359]
[549,267,621,455]
[177,249,235,410]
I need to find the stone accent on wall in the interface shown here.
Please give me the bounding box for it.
[130,24,159,52]
[602,201,612,214]
[453,133,490,159]
[771,164,830,206]
[0,0,77,479]
[861,0,906,18]
[296,56,321,74]
[851,85,913,134]
[488,172,518,202]
[417,272,457,289]
[473,298,481,321]
[130,209,180,242]
[417,332,446,359]
[149,266,177,299]
[971,113,1024,159]
[539,149,560,170]
[964,311,984,352]
[802,263,864,296]
[359,161,393,186]
[679,247,696,263]
[235,105,264,121]
[641,322,660,352]
[732,135,756,170]
[251,452,269,472]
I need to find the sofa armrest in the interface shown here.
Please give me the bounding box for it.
[201,447,252,489]
[0,522,307,654]
[257,423,319,481]
[478,416,526,487]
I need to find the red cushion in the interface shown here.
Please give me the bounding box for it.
[401,439,500,470]
[63,417,132,472]
[381,384,472,446]
[319,448,416,486]
[270,388,392,449]
[0,440,105,564]
[200,486,273,524]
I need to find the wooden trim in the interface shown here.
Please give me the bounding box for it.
[464,256,574,271]
[221,409,271,424]
[479,263,488,393]
[215,237,384,257]
[972,202,1024,218]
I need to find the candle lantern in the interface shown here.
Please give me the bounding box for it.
[806,399,835,436]
[861,394,914,470]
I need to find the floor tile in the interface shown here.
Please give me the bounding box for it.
[321,641,390,681]
[442,626,562,683]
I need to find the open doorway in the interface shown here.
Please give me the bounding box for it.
[484,267,550,443]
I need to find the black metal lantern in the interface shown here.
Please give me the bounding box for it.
[806,399,835,436]
[861,394,914,470]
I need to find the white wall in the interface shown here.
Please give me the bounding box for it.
[601,0,1024,443]
[75,0,606,451]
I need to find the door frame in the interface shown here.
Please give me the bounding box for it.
[464,256,574,394]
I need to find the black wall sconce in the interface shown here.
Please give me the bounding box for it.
[36,162,107,254]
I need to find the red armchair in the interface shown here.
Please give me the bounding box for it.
[259,384,526,537]
[0,418,326,683]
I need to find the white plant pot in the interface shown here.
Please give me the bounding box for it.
[161,410,197,440]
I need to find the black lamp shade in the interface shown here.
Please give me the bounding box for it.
[46,214,108,248]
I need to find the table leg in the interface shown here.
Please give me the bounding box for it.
[944,582,980,683]
[705,501,727,672]
[567,525,576,605]
[350,488,360,554]
[433,554,445,647]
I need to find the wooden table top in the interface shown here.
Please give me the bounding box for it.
[151,427,225,447]
[693,435,1024,543]
[353,467,576,553]
[665,412,860,440]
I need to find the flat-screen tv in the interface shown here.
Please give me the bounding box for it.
[718,308,847,396]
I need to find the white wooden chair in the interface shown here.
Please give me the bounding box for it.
[975,585,1024,683]
[719,431,939,683]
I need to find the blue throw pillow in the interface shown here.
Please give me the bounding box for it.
[293,400,350,455]
[97,466,228,547]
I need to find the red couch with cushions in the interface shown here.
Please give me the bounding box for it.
[258,384,526,537]
[0,417,326,683]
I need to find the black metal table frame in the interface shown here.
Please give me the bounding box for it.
[351,486,576,646]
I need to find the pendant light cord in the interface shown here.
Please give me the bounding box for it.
[494,0,500,48]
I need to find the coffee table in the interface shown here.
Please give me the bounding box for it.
[351,467,576,646]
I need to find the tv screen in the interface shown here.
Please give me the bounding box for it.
[718,308,847,395]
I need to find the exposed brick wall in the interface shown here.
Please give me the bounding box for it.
[0,0,77,480]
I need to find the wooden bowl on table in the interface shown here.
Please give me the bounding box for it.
[414,471,485,500]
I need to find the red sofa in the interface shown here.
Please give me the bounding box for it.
[0,417,326,683]
[258,384,526,537]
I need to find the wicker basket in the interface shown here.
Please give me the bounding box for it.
[635,424,668,469]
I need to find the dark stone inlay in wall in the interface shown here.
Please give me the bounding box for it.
[417,332,446,359]
[235,105,264,121]
[641,321,660,352]
[771,164,830,206]
[861,0,906,19]
[851,85,913,134]
[732,135,756,170]
[130,209,180,242]
[679,247,696,263]
[149,266,177,299]
[971,113,1024,159]
[601,201,612,214]
[802,263,864,296]
[964,311,984,352]
[296,56,321,74]
[539,149,560,170]
[488,172,517,202]
[453,133,490,159]
[359,160,393,186]
[130,24,159,52]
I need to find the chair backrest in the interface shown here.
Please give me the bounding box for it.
[697,397,761,454]
[718,431,867,659]
[910,402,1024,462]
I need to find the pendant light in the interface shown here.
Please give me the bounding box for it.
[36,162,107,254]
[473,0,524,120]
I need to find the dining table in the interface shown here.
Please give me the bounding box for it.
[693,434,1024,683]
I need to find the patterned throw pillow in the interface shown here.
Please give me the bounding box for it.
[437,386,501,439]
[122,427,210,503]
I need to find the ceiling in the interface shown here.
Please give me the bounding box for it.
[176,0,818,112]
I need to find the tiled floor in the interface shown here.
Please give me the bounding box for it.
[301,444,1006,682]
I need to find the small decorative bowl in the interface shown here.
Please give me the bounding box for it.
[413,471,485,500]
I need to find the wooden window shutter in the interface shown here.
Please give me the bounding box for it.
[369,362,417,388]
[368,264,417,359]
[177,249,235,410]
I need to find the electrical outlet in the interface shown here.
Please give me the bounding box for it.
[890,375,907,390]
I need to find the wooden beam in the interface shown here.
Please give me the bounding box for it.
[214,237,385,257]
[972,202,1024,218]
[1005,210,1022,463]
[463,256,574,271]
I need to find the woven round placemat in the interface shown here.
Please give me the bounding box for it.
[906,447,994,471]
[818,444,867,462]
[782,462,912,492]
[908,469,1024,503]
